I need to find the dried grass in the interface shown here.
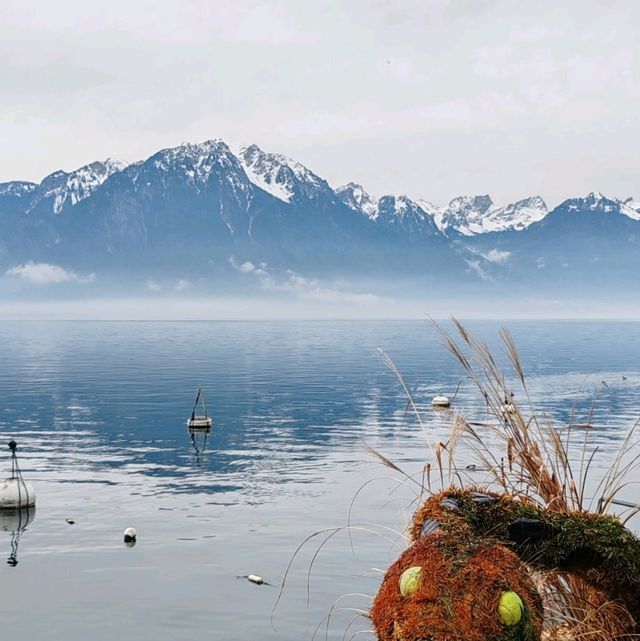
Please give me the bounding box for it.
[375,318,640,639]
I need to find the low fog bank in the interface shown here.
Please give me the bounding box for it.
[1,294,639,321]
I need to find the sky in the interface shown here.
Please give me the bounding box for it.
[1,0,638,207]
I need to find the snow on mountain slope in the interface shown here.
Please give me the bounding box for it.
[131,139,256,212]
[488,196,548,231]
[336,184,440,234]
[0,181,37,197]
[141,140,242,188]
[337,183,547,236]
[438,194,547,235]
[377,194,440,235]
[237,144,332,203]
[558,192,640,222]
[28,158,127,214]
[335,182,379,219]
[623,197,640,221]
[561,191,622,214]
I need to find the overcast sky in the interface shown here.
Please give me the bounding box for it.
[1,0,638,207]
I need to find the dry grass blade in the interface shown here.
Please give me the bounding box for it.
[376,348,435,457]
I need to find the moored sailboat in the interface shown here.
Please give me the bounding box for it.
[187,386,212,432]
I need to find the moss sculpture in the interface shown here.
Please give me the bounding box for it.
[371,489,640,640]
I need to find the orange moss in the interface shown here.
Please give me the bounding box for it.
[404,488,639,639]
[371,534,543,641]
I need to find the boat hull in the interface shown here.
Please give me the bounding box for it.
[187,417,212,433]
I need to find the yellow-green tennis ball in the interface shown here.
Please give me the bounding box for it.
[498,591,524,626]
[399,566,422,597]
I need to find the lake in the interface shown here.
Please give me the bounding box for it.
[0,320,639,640]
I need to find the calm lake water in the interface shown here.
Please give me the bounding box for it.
[1,320,639,640]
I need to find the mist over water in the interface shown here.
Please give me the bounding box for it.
[0,320,639,640]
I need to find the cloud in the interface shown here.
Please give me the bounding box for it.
[231,258,387,305]
[465,259,491,281]
[229,256,268,276]
[232,258,257,273]
[175,279,190,290]
[484,249,511,263]
[146,279,162,292]
[5,261,95,284]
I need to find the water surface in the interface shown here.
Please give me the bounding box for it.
[0,320,639,640]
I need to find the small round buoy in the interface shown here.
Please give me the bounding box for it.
[123,527,137,543]
[431,395,451,408]
[66,518,75,525]
[0,478,36,510]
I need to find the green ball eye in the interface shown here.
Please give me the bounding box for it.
[498,591,524,626]
[399,566,422,596]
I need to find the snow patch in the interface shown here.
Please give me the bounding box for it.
[439,195,547,235]
[31,159,127,214]
[237,144,329,203]
[335,182,379,219]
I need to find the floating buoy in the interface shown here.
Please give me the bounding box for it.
[0,442,35,510]
[431,395,451,408]
[66,518,75,525]
[237,574,275,586]
[0,478,36,509]
[123,527,137,543]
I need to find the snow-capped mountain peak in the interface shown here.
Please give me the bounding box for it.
[237,144,330,203]
[146,139,243,185]
[31,158,128,214]
[335,182,379,219]
[561,192,632,217]
[572,192,618,212]
[438,194,547,235]
[622,197,640,221]
[558,192,640,222]
[488,196,548,231]
[0,181,37,198]
[376,194,440,235]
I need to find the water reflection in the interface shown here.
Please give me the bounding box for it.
[0,321,639,500]
[1,506,36,566]
[189,430,209,465]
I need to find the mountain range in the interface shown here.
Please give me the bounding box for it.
[1,139,639,301]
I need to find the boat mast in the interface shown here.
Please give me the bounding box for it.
[191,387,201,421]
[200,387,208,418]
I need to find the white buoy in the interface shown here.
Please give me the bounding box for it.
[0,442,36,510]
[0,478,36,510]
[123,527,137,543]
[431,395,451,408]
[247,574,264,585]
